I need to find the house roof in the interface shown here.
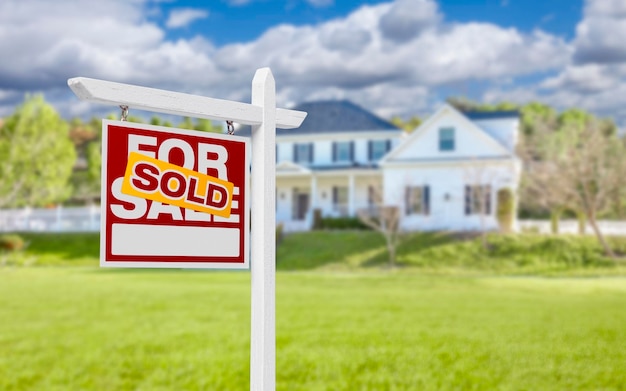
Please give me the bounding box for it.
[463,110,520,120]
[236,100,400,137]
[380,103,513,164]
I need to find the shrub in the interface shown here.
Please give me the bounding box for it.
[496,188,514,233]
[0,234,25,251]
[312,209,323,230]
[319,217,369,230]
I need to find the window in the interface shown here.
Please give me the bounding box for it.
[332,186,349,215]
[294,143,313,163]
[405,186,430,215]
[333,141,354,162]
[368,140,391,161]
[464,185,491,215]
[439,127,455,151]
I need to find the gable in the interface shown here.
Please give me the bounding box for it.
[382,104,512,163]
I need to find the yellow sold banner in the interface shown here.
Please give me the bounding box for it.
[121,152,234,218]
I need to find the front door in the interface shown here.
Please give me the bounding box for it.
[292,191,310,221]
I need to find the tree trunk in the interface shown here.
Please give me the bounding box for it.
[587,214,616,258]
[385,235,396,269]
[550,208,562,234]
[576,211,586,235]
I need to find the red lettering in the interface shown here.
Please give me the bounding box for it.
[161,171,186,199]
[132,163,159,192]
[206,183,228,209]
[187,177,205,204]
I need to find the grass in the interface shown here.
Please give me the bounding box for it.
[1,268,625,390]
[3,231,626,275]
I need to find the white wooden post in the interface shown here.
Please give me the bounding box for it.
[250,68,276,391]
[68,67,304,391]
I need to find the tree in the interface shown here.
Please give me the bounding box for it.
[0,95,76,207]
[390,115,422,132]
[356,185,401,268]
[195,118,223,133]
[521,111,626,258]
[463,161,498,250]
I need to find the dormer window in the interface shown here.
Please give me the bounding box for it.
[439,127,455,151]
[333,141,354,163]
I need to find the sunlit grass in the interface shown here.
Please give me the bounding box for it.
[1,268,625,390]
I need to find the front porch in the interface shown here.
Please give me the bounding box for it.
[276,164,381,232]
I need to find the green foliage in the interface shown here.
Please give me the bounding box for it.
[312,208,323,230]
[446,97,519,113]
[390,115,422,132]
[86,141,102,192]
[195,118,223,133]
[277,231,385,270]
[178,116,195,130]
[496,188,514,233]
[319,216,370,230]
[0,95,76,207]
[276,223,284,246]
[1,269,626,389]
[0,234,25,251]
[150,116,162,126]
[10,232,626,276]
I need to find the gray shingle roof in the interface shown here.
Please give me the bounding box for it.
[236,100,400,137]
[463,110,520,120]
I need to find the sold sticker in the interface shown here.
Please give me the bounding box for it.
[121,152,234,218]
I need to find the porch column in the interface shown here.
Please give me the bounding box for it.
[310,174,317,211]
[348,174,355,216]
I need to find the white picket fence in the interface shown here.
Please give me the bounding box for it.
[2,206,626,235]
[0,206,100,232]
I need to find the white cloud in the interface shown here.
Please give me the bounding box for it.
[574,0,626,63]
[165,8,209,29]
[0,0,587,123]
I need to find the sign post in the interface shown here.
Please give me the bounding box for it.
[68,68,305,391]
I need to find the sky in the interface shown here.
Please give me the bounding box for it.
[0,0,625,128]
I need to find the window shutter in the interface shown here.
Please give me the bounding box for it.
[385,140,391,153]
[332,142,337,162]
[309,143,314,163]
[464,185,471,215]
[424,186,430,216]
[485,185,491,215]
[368,141,372,161]
[405,187,411,215]
[349,141,354,162]
[293,144,298,162]
[332,186,338,205]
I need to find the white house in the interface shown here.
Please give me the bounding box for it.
[240,101,521,232]
[380,104,522,232]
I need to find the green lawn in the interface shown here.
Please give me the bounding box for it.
[1,268,625,390]
[5,231,626,275]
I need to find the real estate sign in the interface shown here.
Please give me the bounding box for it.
[100,120,250,268]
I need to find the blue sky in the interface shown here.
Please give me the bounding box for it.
[0,0,624,127]
[162,0,584,44]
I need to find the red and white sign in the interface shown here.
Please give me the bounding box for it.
[100,120,250,268]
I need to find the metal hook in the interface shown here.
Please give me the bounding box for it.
[120,105,129,121]
[226,120,235,135]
